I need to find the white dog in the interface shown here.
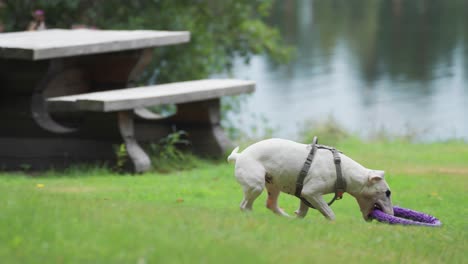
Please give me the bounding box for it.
[227,138,394,220]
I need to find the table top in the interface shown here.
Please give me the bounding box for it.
[0,29,190,60]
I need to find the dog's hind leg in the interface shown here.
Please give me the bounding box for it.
[240,185,263,211]
[265,184,290,217]
[235,160,265,212]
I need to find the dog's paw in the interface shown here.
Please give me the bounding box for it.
[294,210,306,218]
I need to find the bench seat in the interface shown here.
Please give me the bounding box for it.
[48,79,255,112]
[46,78,255,173]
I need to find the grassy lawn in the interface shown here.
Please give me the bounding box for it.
[0,140,466,263]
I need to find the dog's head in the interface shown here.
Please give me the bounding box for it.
[355,170,393,221]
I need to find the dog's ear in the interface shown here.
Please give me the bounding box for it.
[368,170,385,184]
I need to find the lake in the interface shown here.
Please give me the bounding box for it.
[226,0,468,141]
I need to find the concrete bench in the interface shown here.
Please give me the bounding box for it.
[47,79,255,172]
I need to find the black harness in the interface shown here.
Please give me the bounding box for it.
[294,136,346,209]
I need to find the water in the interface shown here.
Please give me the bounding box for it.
[226,0,468,141]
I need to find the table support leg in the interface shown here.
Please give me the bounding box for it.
[117,111,151,173]
[32,59,77,133]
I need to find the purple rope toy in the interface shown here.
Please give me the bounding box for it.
[370,206,442,227]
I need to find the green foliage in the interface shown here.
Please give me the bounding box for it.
[148,130,198,173]
[113,131,198,173]
[2,0,292,84]
[114,143,128,173]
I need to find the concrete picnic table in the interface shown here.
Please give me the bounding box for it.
[0,29,254,171]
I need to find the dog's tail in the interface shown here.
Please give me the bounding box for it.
[227,146,240,163]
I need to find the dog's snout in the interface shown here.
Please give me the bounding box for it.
[384,205,394,216]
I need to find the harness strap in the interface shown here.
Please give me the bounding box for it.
[294,137,317,197]
[294,136,346,210]
[331,148,346,200]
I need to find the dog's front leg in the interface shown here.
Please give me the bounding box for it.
[301,193,336,220]
[295,200,309,218]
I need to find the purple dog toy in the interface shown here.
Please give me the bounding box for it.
[370,206,442,227]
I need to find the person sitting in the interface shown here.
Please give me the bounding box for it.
[27,9,47,31]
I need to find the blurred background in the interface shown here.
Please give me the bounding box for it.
[227,0,468,142]
[1,0,467,142]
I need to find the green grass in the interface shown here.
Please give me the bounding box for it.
[0,140,467,263]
